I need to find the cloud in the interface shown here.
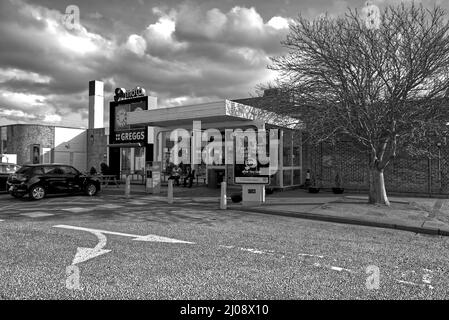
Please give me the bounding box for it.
[124,34,147,57]
[0,0,292,127]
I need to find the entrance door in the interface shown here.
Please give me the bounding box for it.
[109,147,121,177]
[120,147,146,182]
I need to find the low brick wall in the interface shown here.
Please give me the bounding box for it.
[302,141,449,196]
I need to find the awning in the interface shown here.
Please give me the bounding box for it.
[126,99,299,129]
[107,143,144,148]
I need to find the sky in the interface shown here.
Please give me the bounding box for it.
[0,0,448,128]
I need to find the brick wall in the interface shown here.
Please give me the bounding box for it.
[4,125,54,165]
[302,141,449,195]
[86,128,108,173]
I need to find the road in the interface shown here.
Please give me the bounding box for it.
[0,192,448,299]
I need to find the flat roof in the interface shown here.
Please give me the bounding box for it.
[127,100,299,129]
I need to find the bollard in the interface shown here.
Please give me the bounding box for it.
[220,182,227,210]
[125,175,131,198]
[168,179,174,204]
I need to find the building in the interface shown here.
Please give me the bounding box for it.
[0,124,87,171]
[3,79,447,195]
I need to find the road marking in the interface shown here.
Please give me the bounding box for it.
[96,204,123,209]
[72,230,111,265]
[330,266,353,273]
[54,225,194,244]
[127,200,148,206]
[298,253,324,259]
[219,245,235,249]
[239,248,267,255]
[0,219,4,222]
[54,224,194,265]
[20,212,54,218]
[61,207,94,213]
[395,279,434,290]
[312,262,354,273]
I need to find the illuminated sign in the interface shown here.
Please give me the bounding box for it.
[110,95,148,145]
[234,156,270,185]
[114,87,146,102]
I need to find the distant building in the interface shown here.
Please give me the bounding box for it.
[0,124,87,171]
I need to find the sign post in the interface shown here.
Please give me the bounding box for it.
[234,157,269,207]
[145,161,161,194]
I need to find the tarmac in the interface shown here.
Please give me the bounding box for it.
[100,183,449,237]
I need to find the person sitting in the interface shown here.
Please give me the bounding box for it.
[89,167,97,176]
[168,165,181,186]
[183,166,195,188]
[100,162,110,175]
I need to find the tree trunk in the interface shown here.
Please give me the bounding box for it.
[368,168,390,206]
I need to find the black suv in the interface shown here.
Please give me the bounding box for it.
[7,164,101,200]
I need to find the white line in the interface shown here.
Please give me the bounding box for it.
[219,245,235,249]
[330,266,353,273]
[53,225,194,244]
[298,253,324,258]
[396,280,420,286]
[55,225,144,238]
[0,219,4,222]
[239,248,266,254]
[396,279,434,290]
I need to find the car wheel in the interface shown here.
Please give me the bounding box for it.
[85,183,98,196]
[30,185,46,200]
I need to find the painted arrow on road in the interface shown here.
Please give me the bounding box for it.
[72,230,111,265]
[54,225,194,265]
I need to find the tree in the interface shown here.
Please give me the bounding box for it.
[258,2,449,205]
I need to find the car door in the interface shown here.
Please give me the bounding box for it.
[45,166,67,194]
[61,166,82,193]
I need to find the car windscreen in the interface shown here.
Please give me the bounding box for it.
[15,166,34,175]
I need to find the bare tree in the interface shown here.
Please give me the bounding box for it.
[257,2,449,205]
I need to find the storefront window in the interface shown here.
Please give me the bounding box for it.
[134,147,145,173]
[121,148,131,174]
[283,131,292,167]
[283,169,292,186]
[293,169,301,185]
[293,142,301,166]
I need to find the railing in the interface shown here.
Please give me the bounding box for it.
[97,175,120,188]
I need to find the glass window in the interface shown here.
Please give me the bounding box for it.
[61,166,79,175]
[293,169,302,185]
[16,166,34,175]
[283,131,292,167]
[47,166,64,175]
[293,144,301,166]
[134,147,145,173]
[283,169,292,186]
[121,148,131,174]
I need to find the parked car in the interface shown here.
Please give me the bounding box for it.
[0,163,21,193]
[7,164,101,200]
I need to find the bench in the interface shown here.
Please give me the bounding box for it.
[196,175,206,185]
[98,175,120,188]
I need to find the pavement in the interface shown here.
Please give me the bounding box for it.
[95,184,449,237]
[0,192,449,299]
